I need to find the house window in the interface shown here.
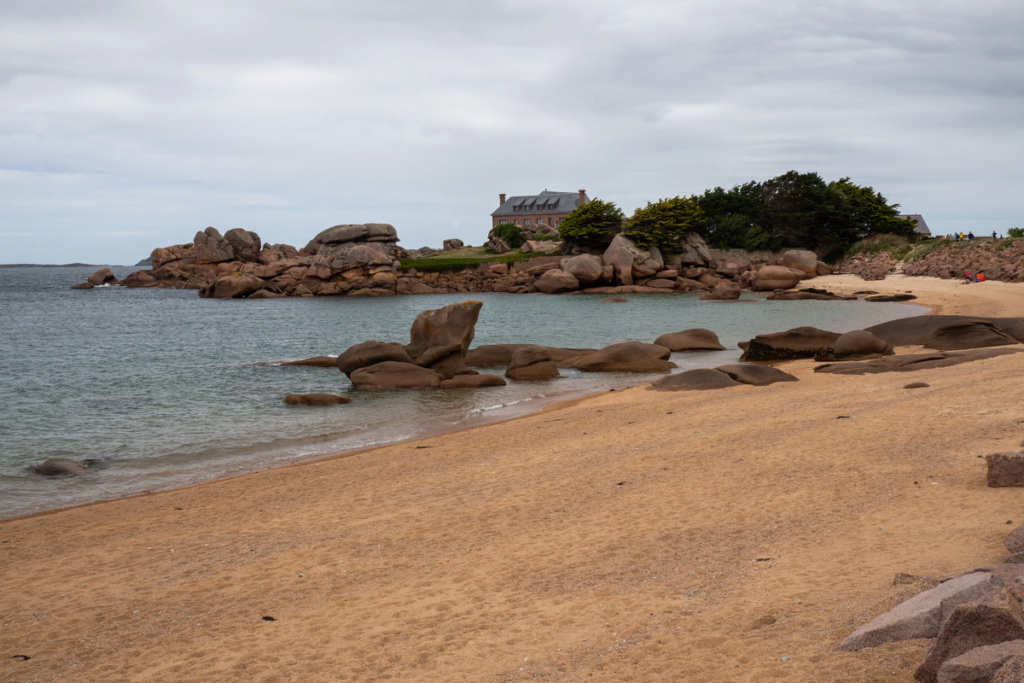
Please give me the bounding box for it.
[499,219,507,224]
[524,219,530,225]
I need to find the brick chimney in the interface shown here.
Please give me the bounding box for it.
[578,189,587,205]
[499,193,506,206]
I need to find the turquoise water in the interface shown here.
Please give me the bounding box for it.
[0,266,927,518]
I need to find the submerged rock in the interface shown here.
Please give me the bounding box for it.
[34,458,89,476]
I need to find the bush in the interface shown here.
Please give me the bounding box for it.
[491,223,525,249]
[1008,227,1024,238]
[847,234,914,260]
[558,199,625,249]
[622,196,706,253]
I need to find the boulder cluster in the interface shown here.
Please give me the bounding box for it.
[902,239,1024,282]
[74,223,840,298]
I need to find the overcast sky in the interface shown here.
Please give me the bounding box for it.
[2,0,1022,264]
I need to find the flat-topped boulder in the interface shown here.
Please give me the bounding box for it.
[648,368,741,391]
[565,342,674,373]
[337,341,414,377]
[439,374,506,388]
[739,326,841,362]
[654,329,726,352]
[349,361,443,391]
[715,364,798,386]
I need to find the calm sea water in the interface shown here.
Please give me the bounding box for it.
[0,266,927,518]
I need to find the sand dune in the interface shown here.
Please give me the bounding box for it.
[2,274,1023,682]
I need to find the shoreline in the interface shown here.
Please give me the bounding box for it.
[3,275,1024,681]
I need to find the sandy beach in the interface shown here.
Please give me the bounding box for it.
[2,274,1023,682]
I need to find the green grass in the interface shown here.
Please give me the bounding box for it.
[400,248,558,274]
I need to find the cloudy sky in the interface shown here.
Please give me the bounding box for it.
[2,0,1022,264]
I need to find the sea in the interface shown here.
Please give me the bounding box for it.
[0,265,928,519]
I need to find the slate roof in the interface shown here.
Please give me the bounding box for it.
[898,214,931,236]
[491,190,589,217]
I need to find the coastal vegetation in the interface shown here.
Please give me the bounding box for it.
[552,170,915,260]
[399,246,551,273]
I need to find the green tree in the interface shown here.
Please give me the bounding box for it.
[828,177,915,240]
[557,199,624,249]
[697,181,769,250]
[622,196,707,253]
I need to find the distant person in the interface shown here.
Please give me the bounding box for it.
[968,231,974,241]
[993,231,998,239]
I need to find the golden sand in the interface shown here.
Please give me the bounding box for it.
[2,274,1023,682]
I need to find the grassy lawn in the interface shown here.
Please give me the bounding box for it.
[400,246,560,273]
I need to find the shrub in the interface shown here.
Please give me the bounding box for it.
[1008,227,1024,238]
[847,234,914,260]
[492,223,525,249]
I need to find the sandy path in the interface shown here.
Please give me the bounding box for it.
[2,275,1023,682]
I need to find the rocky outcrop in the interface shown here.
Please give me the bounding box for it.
[826,330,894,359]
[87,268,118,286]
[443,238,464,251]
[465,344,595,367]
[836,252,898,281]
[602,235,663,286]
[560,254,604,286]
[866,315,1024,348]
[901,239,1024,283]
[564,342,675,373]
[924,321,1020,351]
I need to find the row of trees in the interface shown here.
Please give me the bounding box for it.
[557,171,917,258]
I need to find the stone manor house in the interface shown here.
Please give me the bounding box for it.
[491,189,590,229]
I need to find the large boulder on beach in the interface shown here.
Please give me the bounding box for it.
[915,598,1024,683]
[465,344,596,367]
[865,315,1024,347]
[937,641,1024,683]
[404,300,482,378]
[34,458,89,476]
[653,329,726,352]
[505,346,560,381]
[349,361,443,390]
[831,330,893,358]
[337,341,414,377]
[924,321,1020,351]
[535,269,579,294]
[565,342,674,373]
[648,368,741,391]
[739,326,841,362]
[781,249,819,279]
[715,364,799,386]
[839,571,997,652]
[750,265,804,291]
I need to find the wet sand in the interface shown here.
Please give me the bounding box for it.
[2,274,1023,682]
